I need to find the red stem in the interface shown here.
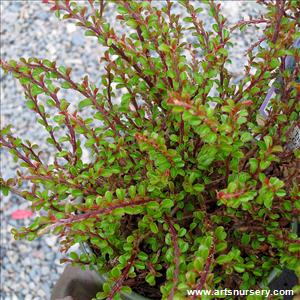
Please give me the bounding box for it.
[54,198,158,226]
[107,252,137,300]
[191,238,215,300]
[165,216,181,300]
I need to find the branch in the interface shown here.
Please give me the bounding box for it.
[165,216,181,300]
[230,18,270,33]
[191,237,215,300]
[53,198,159,226]
[107,252,137,300]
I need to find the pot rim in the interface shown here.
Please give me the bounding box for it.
[80,243,151,300]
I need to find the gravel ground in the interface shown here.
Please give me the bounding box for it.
[0,1,265,299]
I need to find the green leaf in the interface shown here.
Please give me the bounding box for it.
[72,189,83,197]
[264,71,271,79]
[269,177,284,189]
[260,160,271,170]
[218,48,228,56]
[234,264,245,273]
[127,19,138,28]
[61,82,72,89]
[216,254,232,265]
[197,145,217,169]
[237,116,247,125]
[31,85,44,96]
[117,6,128,14]
[116,188,125,200]
[128,186,136,199]
[193,257,204,271]
[240,132,252,143]
[161,199,174,209]
[19,77,31,84]
[150,222,159,234]
[275,189,286,197]
[58,66,66,75]
[70,252,79,260]
[26,101,35,109]
[57,150,69,157]
[158,44,170,52]
[107,38,113,46]
[193,183,204,192]
[203,132,217,144]
[216,242,227,253]
[55,212,65,220]
[270,58,280,69]
[79,98,92,109]
[215,226,227,241]
[85,30,96,37]
[263,191,274,209]
[212,23,219,33]
[0,185,10,196]
[263,135,272,148]
[46,99,56,107]
[121,93,131,109]
[241,234,250,245]
[272,145,283,152]
[105,191,113,202]
[288,243,300,253]
[138,252,148,261]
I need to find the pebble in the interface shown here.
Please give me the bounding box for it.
[29,282,36,290]
[38,11,49,21]
[29,268,38,281]
[41,266,49,276]
[1,1,265,299]
[45,236,57,248]
[67,23,77,33]
[42,283,51,296]
[32,250,45,260]
[7,251,18,264]
[71,32,86,47]
[38,289,47,297]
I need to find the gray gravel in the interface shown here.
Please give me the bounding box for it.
[0,1,265,299]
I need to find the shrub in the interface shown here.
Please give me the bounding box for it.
[1,1,299,299]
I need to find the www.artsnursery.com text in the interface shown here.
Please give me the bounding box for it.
[186,289,294,297]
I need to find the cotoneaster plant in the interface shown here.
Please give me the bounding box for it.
[1,1,299,299]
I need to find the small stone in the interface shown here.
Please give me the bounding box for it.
[38,11,49,21]
[28,268,38,281]
[71,32,85,47]
[45,252,54,260]
[7,251,18,264]
[32,250,44,260]
[47,44,56,55]
[41,266,49,276]
[8,3,21,13]
[23,257,31,266]
[42,283,51,296]
[45,236,57,247]
[11,294,18,300]
[37,288,46,297]
[28,282,35,290]
[19,244,28,252]
[67,23,77,33]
